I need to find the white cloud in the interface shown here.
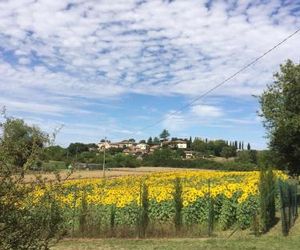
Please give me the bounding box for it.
[0,0,299,105]
[0,0,299,145]
[191,104,223,118]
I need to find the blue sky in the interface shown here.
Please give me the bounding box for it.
[0,0,300,149]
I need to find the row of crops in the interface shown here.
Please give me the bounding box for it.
[30,170,288,237]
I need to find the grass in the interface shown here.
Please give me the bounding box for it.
[52,216,300,250]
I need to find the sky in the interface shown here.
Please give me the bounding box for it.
[0,0,300,149]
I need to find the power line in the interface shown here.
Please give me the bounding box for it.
[135,27,300,134]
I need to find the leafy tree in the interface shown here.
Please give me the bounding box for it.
[188,136,192,148]
[0,118,47,170]
[128,138,135,142]
[0,114,65,249]
[220,146,236,159]
[159,129,170,140]
[86,143,98,151]
[247,143,251,151]
[108,147,123,155]
[236,150,257,164]
[147,137,153,145]
[192,138,207,153]
[67,143,89,156]
[139,139,146,143]
[153,137,160,145]
[208,140,228,156]
[144,148,179,166]
[43,145,67,161]
[107,153,140,168]
[259,59,300,175]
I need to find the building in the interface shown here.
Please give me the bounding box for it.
[98,141,111,151]
[184,150,195,159]
[136,143,148,151]
[161,139,188,149]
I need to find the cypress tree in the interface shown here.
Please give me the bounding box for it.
[173,177,183,234]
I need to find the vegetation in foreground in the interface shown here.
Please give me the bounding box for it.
[53,216,300,250]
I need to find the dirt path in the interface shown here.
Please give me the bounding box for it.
[23,167,213,182]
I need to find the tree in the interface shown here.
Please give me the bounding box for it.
[128,138,135,143]
[259,59,300,175]
[236,150,257,164]
[159,129,170,140]
[188,136,192,149]
[247,143,251,151]
[220,146,236,159]
[139,139,146,144]
[147,137,153,145]
[67,143,89,156]
[192,138,207,153]
[153,137,160,145]
[0,118,47,170]
[43,145,67,161]
[0,114,65,249]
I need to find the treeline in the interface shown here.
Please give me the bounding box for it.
[191,138,251,158]
[40,143,141,170]
[40,145,264,172]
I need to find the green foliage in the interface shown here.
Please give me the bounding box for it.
[236,150,257,164]
[160,129,170,140]
[278,179,298,236]
[0,115,66,249]
[192,138,236,157]
[236,196,259,229]
[107,153,141,168]
[0,118,47,170]
[153,137,160,145]
[218,197,236,230]
[173,178,183,233]
[220,146,236,159]
[143,153,257,171]
[143,148,180,166]
[138,181,149,238]
[79,191,88,235]
[147,137,153,145]
[42,146,67,162]
[41,161,67,172]
[259,59,300,175]
[67,143,89,156]
[259,167,276,232]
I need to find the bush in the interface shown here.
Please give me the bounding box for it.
[107,153,141,168]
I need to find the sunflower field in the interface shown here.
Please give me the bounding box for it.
[30,170,288,237]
